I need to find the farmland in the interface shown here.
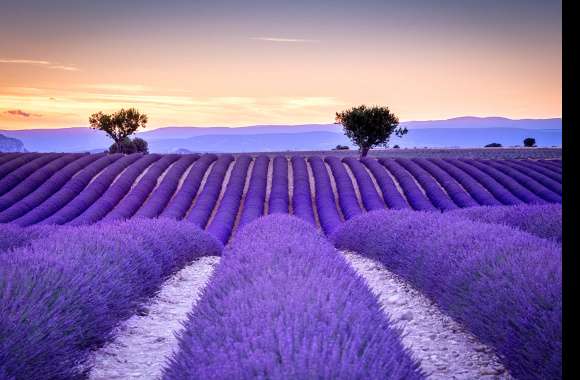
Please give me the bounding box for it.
[0,151,562,380]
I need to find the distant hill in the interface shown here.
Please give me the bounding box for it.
[0,117,561,153]
[0,134,26,152]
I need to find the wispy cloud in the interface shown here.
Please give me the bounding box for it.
[48,65,80,72]
[0,59,51,65]
[0,58,80,71]
[251,37,320,43]
[83,83,152,92]
[2,109,42,118]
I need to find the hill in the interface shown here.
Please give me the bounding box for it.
[0,117,561,153]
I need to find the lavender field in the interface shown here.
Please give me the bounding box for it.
[0,151,562,379]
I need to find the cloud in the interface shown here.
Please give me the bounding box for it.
[0,59,51,65]
[83,83,152,92]
[48,65,80,72]
[251,37,320,43]
[2,109,42,118]
[0,58,79,71]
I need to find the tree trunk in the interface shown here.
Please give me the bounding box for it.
[360,146,370,158]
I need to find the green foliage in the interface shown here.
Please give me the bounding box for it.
[335,105,407,157]
[523,137,536,147]
[89,108,148,145]
[108,137,149,154]
[485,143,502,148]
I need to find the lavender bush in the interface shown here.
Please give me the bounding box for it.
[290,156,316,225]
[462,159,546,204]
[484,160,561,203]
[445,159,522,205]
[0,154,83,212]
[537,159,562,173]
[140,154,207,218]
[379,159,436,211]
[308,156,342,234]
[37,154,143,225]
[394,158,458,211]
[238,156,269,227]
[429,158,501,206]
[342,157,385,211]
[206,155,252,243]
[69,154,162,225]
[0,224,58,253]
[0,153,62,197]
[0,153,43,179]
[103,154,181,221]
[163,214,423,380]
[268,156,289,214]
[508,160,562,186]
[0,218,222,380]
[411,158,479,208]
[0,153,19,166]
[332,210,561,380]
[11,154,120,226]
[186,155,234,226]
[325,156,362,219]
[500,160,561,194]
[451,203,562,242]
[361,158,409,209]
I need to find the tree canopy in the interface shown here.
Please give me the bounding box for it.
[89,108,148,144]
[336,105,407,157]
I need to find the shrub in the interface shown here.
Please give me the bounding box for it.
[108,137,149,154]
[11,154,122,226]
[307,156,342,234]
[342,157,385,211]
[332,210,561,380]
[523,137,536,147]
[0,218,222,380]
[484,143,502,148]
[268,156,289,214]
[450,204,562,242]
[333,144,350,150]
[163,214,422,379]
[238,156,269,227]
[186,155,234,227]
[142,154,211,219]
[206,156,252,243]
[325,156,362,219]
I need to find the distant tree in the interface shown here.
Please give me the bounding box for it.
[132,137,149,153]
[523,137,536,147]
[485,143,502,148]
[393,144,400,149]
[89,108,148,154]
[335,105,407,157]
[333,144,350,150]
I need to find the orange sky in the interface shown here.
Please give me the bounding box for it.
[0,1,561,131]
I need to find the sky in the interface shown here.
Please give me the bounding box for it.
[0,0,561,130]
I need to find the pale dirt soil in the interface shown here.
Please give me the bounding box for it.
[86,256,220,380]
[343,251,511,380]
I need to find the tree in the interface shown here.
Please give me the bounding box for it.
[523,137,536,147]
[333,144,350,150]
[89,108,148,154]
[485,143,502,148]
[132,137,149,153]
[108,137,149,154]
[335,105,407,157]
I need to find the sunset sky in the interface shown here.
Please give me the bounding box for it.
[0,0,561,130]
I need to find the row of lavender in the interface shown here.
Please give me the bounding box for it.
[0,203,561,379]
[0,153,562,241]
